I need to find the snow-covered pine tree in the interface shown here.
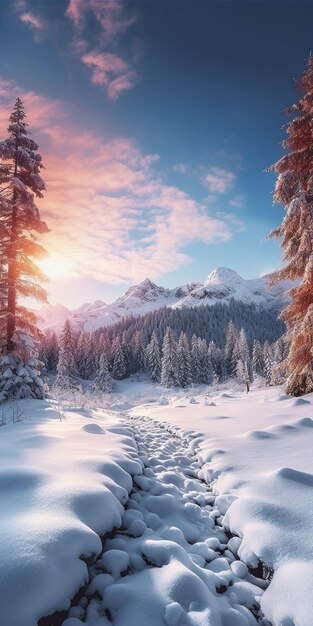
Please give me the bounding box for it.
[0,98,49,400]
[224,321,238,377]
[263,340,273,386]
[54,320,78,390]
[177,332,192,387]
[132,330,146,377]
[197,338,213,384]
[252,339,265,377]
[111,337,126,379]
[146,330,161,382]
[161,327,178,387]
[76,331,88,378]
[191,334,201,383]
[268,55,313,395]
[94,352,114,393]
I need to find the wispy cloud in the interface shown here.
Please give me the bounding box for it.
[67,0,139,100]
[230,194,245,209]
[13,0,46,41]
[0,80,242,285]
[203,167,236,193]
[81,51,136,100]
[173,162,188,175]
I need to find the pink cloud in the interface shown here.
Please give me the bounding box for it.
[67,0,137,41]
[81,51,130,89]
[66,0,86,30]
[67,0,139,100]
[204,167,236,193]
[0,80,242,285]
[19,11,45,31]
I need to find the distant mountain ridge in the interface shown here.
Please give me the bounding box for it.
[37,267,288,334]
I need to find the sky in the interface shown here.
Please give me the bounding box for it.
[0,0,313,308]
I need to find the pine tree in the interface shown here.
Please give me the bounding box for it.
[177,332,192,387]
[111,337,126,379]
[94,352,114,393]
[268,55,313,395]
[54,320,78,390]
[263,341,273,385]
[161,327,178,387]
[76,331,88,378]
[191,334,201,383]
[85,333,96,379]
[0,98,49,399]
[146,331,161,382]
[252,339,265,377]
[224,321,238,377]
[132,330,145,376]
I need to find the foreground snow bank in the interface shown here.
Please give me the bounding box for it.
[0,400,141,626]
[130,386,313,626]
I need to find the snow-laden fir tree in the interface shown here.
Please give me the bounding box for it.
[54,320,78,390]
[263,341,273,386]
[161,327,178,387]
[132,330,146,377]
[177,332,192,387]
[268,55,313,395]
[0,98,49,400]
[146,330,161,382]
[252,339,265,377]
[224,321,238,377]
[191,334,201,383]
[111,336,126,379]
[76,331,88,378]
[94,352,113,393]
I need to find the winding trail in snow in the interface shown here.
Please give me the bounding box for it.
[62,413,271,626]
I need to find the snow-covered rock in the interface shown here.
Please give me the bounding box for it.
[36,267,289,334]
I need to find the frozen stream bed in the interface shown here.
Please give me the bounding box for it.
[62,413,269,626]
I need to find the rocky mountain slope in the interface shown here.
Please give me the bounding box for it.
[37,267,288,333]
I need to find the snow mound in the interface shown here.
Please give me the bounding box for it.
[0,400,140,626]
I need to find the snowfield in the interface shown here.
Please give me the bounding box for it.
[1,384,313,626]
[130,385,313,626]
[0,400,141,626]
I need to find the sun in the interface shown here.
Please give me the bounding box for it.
[38,255,75,281]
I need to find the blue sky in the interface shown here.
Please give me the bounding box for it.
[0,0,312,307]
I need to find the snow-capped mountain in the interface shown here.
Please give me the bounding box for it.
[37,267,288,334]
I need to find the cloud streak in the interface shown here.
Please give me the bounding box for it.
[67,0,139,99]
[0,80,242,286]
[203,167,236,193]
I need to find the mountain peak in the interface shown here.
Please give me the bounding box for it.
[205,267,243,286]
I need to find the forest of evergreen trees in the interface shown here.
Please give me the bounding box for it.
[41,299,287,393]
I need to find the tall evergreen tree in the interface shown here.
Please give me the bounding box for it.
[55,320,78,390]
[161,327,178,387]
[111,337,126,379]
[252,339,265,377]
[0,98,48,352]
[146,331,161,382]
[191,334,201,383]
[0,99,49,399]
[224,321,238,377]
[177,332,192,387]
[94,352,114,393]
[268,55,313,395]
[263,341,273,385]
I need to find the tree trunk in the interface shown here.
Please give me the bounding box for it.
[6,139,18,354]
[6,199,17,353]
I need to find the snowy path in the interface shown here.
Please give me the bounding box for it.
[63,414,270,626]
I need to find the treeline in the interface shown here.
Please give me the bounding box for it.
[40,300,287,392]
